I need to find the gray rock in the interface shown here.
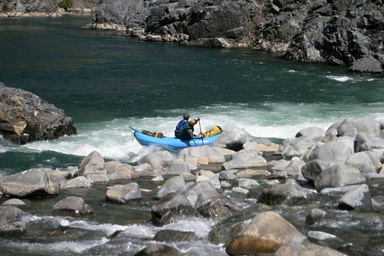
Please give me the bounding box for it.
[156,175,187,199]
[0,83,76,144]
[106,182,142,203]
[238,178,259,190]
[0,206,26,235]
[345,151,381,174]
[339,184,372,211]
[275,240,346,256]
[78,151,107,177]
[305,208,327,225]
[61,176,92,189]
[355,134,384,152]
[211,128,248,151]
[284,157,306,177]
[1,199,26,207]
[281,136,317,158]
[1,168,60,197]
[138,150,175,169]
[154,229,200,242]
[223,149,267,170]
[349,57,383,74]
[178,146,226,169]
[134,243,182,256]
[295,126,326,140]
[196,170,221,189]
[314,164,366,191]
[320,185,361,195]
[336,117,381,138]
[307,230,340,242]
[301,159,330,182]
[308,141,354,164]
[219,170,238,181]
[258,179,316,206]
[165,159,190,175]
[107,163,139,181]
[151,192,196,226]
[52,196,93,216]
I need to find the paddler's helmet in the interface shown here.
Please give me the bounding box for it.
[183,114,190,120]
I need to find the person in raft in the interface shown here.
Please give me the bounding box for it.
[179,118,203,140]
[174,114,190,138]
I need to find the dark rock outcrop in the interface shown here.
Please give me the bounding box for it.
[0,83,77,144]
[89,0,384,74]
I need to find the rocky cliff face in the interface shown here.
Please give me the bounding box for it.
[89,0,384,74]
[0,0,98,15]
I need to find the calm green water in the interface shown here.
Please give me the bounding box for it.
[1,15,384,256]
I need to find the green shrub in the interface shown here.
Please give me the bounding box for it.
[59,0,74,10]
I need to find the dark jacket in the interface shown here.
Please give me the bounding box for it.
[179,122,196,140]
[174,119,187,138]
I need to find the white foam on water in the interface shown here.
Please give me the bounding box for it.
[3,238,109,254]
[326,75,353,82]
[18,102,384,162]
[161,217,217,238]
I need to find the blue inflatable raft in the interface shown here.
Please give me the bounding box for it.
[129,126,221,151]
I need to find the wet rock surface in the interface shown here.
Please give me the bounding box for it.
[0,83,77,144]
[2,116,384,254]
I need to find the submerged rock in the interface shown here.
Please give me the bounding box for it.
[52,196,93,216]
[0,82,77,144]
[133,243,182,256]
[0,206,26,236]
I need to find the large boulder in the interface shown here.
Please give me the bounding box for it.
[258,179,316,206]
[338,184,372,211]
[226,211,306,255]
[0,83,77,144]
[336,117,382,138]
[211,128,248,151]
[314,164,366,191]
[308,141,354,164]
[0,168,60,197]
[78,151,108,182]
[156,175,188,199]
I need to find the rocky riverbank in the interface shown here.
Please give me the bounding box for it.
[86,0,384,74]
[0,0,98,17]
[2,116,384,255]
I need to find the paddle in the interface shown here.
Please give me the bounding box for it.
[198,118,204,145]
